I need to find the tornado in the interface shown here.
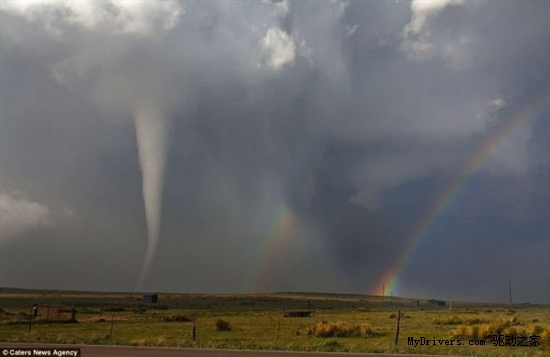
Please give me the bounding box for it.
[134,106,169,287]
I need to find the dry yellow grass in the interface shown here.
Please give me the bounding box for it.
[450,316,550,347]
[306,321,377,338]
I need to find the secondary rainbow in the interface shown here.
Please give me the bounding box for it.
[376,90,550,297]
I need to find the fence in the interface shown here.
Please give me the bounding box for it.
[32,304,77,322]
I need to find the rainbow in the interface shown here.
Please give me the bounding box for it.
[245,204,297,292]
[376,90,550,297]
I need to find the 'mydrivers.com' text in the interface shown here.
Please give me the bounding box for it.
[408,335,541,348]
[408,336,485,347]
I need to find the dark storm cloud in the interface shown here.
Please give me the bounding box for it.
[0,1,548,302]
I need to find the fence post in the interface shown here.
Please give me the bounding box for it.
[192,318,196,342]
[110,316,114,340]
[394,310,401,346]
[28,307,33,333]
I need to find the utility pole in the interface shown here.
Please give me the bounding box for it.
[508,281,513,305]
[382,284,385,299]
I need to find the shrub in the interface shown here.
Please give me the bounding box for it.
[540,328,550,346]
[466,326,480,339]
[477,324,493,339]
[524,324,550,346]
[450,319,550,347]
[307,321,376,338]
[161,314,192,322]
[433,315,463,325]
[466,317,490,325]
[527,324,544,336]
[216,319,231,331]
[503,326,521,338]
[450,325,468,339]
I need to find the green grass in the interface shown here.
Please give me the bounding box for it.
[0,289,549,356]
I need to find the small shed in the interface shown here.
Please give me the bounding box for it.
[143,293,158,304]
[428,299,446,307]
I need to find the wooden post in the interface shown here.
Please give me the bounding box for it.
[277,320,281,340]
[71,306,76,322]
[382,285,385,299]
[508,281,513,305]
[110,316,114,340]
[192,318,196,342]
[394,310,401,346]
[28,307,33,333]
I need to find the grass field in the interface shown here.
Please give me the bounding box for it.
[1,288,549,356]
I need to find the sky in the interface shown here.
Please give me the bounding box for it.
[0,0,548,304]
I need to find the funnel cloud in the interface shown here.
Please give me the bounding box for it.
[134,106,169,286]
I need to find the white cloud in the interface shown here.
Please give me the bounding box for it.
[0,0,184,37]
[404,0,464,36]
[476,96,507,127]
[401,0,469,67]
[0,192,52,243]
[491,97,506,111]
[261,27,297,70]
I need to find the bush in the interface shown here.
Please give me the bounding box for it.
[541,328,550,346]
[433,316,463,325]
[466,317,490,325]
[450,318,550,346]
[307,321,376,338]
[216,319,231,331]
[161,314,192,322]
[527,324,544,336]
[450,325,468,339]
